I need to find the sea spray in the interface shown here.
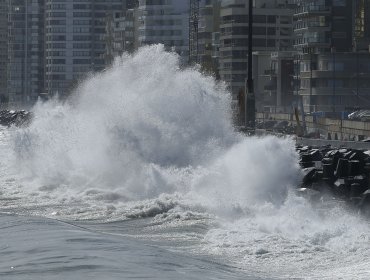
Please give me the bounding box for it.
[190,136,301,216]
[9,44,303,215]
[4,45,370,279]
[13,45,236,197]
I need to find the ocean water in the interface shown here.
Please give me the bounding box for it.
[1,45,370,279]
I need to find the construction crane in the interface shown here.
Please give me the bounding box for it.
[189,0,200,64]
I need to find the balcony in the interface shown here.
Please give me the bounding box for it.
[299,87,353,96]
[294,22,331,33]
[263,69,277,76]
[294,5,331,17]
[294,37,331,48]
[300,71,370,79]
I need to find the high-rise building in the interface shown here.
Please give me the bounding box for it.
[0,0,7,104]
[197,0,221,77]
[294,0,370,112]
[218,0,296,99]
[353,0,370,51]
[258,51,295,112]
[137,0,189,62]
[104,3,138,65]
[124,8,139,52]
[44,0,125,97]
[7,0,44,106]
[294,0,353,54]
[92,1,126,72]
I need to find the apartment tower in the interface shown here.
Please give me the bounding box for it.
[7,0,44,106]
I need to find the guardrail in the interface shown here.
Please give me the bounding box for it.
[296,138,370,150]
[255,129,370,150]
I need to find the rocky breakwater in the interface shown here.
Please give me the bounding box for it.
[0,110,32,127]
[297,145,370,214]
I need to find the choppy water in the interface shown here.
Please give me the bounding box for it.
[1,45,370,279]
[0,215,254,280]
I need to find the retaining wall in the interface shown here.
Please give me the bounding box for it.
[257,112,370,140]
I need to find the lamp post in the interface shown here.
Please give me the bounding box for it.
[245,0,255,132]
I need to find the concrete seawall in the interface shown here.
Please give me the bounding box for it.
[296,138,370,150]
[255,129,370,150]
[256,112,370,141]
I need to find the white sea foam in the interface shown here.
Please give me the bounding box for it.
[4,45,370,279]
[12,45,236,200]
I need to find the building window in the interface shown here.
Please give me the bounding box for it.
[333,0,346,6]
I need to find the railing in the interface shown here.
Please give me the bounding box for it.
[294,22,331,30]
[264,69,276,75]
[256,112,370,141]
[295,5,331,15]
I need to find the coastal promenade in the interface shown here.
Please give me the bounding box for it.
[256,112,370,142]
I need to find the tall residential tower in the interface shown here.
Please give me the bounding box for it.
[44,0,125,97]
[294,0,370,112]
[219,0,296,99]
[137,0,189,62]
[7,0,44,106]
[0,0,7,103]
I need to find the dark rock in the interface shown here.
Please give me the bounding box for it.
[364,163,370,175]
[349,197,362,207]
[310,149,322,161]
[301,161,315,168]
[302,167,317,185]
[329,150,342,169]
[353,175,367,190]
[310,181,333,194]
[296,188,321,201]
[350,183,368,198]
[321,157,333,165]
[349,150,366,161]
[315,170,323,180]
[0,110,32,127]
[334,178,350,196]
[349,160,363,176]
[335,158,349,178]
[325,150,339,158]
[359,190,370,215]
[301,153,312,163]
[300,146,310,153]
[297,145,370,214]
[343,151,354,160]
[322,163,334,179]
[313,161,322,169]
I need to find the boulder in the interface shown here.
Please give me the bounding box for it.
[302,167,317,185]
[350,183,368,198]
[333,178,350,197]
[322,163,334,179]
[359,189,370,215]
[349,160,363,176]
[296,188,321,201]
[335,158,349,178]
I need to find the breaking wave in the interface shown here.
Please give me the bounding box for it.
[4,45,370,279]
